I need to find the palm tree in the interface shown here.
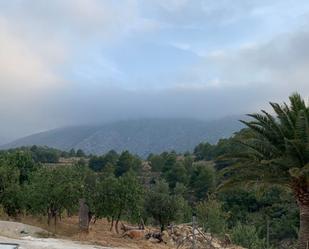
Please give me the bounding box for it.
[228,93,309,248]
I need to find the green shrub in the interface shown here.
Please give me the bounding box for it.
[196,198,228,236]
[231,223,266,249]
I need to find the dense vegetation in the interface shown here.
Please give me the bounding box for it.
[1,94,308,248]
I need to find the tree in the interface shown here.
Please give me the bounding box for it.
[104,150,119,166]
[194,142,216,161]
[95,174,119,230]
[115,171,144,231]
[30,146,60,163]
[26,166,81,227]
[165,161,189,188]
[95,171,144,233]
[73,162,98,229]
[69,148,76,157]
[227,93,309,248]
[148,154,165,172]
[145,180,188,231]
[76,149,86,157]
[196,198,228,236]
[7,151,37,184]
[116,151,141,176]
[0,162,22,216]
[189,161,216,201]
[89,156,105,172]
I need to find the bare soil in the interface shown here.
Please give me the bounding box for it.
[0,216,172,249]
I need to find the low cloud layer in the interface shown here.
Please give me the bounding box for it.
[0,1,309,142]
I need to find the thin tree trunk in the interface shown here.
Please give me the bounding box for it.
[47,212,51,226]
[110,217,114,232]
[139,217,145,230]
[115,212,121,234]
[54,213,57,233]
[298,202,309,249]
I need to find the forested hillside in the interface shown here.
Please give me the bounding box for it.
[3,117,244,157]
[0,132,298,248]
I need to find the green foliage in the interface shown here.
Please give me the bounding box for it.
[7,151,37,183]
[218,188,260,227]
[194,142,216,161]
[231,223,266,249]
[76,149,86,157]
[193,133,247,163]
[89,156,105,171]
[148,154,165,172]
[73,163,98,215]
[95,174,119,220]
[223,93,309,248]
[89,150,119,172]
[189,161,216,201]
[95,171,144,224]
[25,166,81,224]
[218,186,298,245]
[0,163,22,216]
[116,151,141,176]
[162,151,177,171]
[196,198,228,236]
[30,146,60,163]
[227,93,309,185]
[69,148,76,157]
[145,180,189,231]
[117,171,144,222]
[165,161,189,188]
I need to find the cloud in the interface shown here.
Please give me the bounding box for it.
[0,0,309,143]
[175,24,309,98]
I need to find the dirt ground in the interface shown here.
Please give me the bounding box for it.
[1,216,172,249]
[0,235,115,249]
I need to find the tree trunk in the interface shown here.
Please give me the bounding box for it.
[115,212,121,234]
[292,176,309,249]
[110,217,114,232]
[47,212,51,226]
[54,213,57,233]
[298,202,309,249]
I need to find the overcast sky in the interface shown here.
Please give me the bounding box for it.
[1,0,309,142]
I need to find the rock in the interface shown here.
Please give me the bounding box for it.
[163,224,246,249]
[20,230,29,235]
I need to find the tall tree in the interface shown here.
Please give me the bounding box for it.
[227,93,309,248]
[116,151,141,176]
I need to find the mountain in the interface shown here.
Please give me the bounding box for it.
[2,117,244,157]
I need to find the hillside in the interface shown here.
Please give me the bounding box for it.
[3,117,243,157]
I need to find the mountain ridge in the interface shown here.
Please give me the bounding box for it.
[2,117,244,157]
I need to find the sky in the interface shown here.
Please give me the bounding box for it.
[1,0,309,142]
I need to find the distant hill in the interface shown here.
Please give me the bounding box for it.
[2,117,244,157]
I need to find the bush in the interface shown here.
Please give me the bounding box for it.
[231,223,266,249]
[196,198,228,236]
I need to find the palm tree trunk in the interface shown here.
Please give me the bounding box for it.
[293,177,309,249]
[298,201,309,249]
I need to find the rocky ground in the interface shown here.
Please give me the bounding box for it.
[0,218,246,249]
[160,224,245,249]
